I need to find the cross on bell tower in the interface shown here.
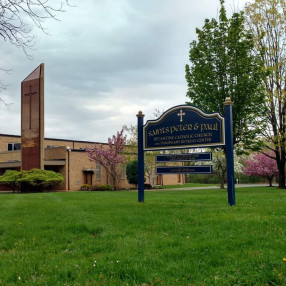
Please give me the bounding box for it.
[24,85,37,129]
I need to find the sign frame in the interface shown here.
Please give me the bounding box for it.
[143,105,225,151]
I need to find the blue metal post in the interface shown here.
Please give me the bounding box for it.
[224,97,235,206]
[137,111,145,202]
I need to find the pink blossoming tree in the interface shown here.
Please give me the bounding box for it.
[86,130,127,190]
[243,152,278,187]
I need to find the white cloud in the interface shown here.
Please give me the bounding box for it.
[0,0,248,142]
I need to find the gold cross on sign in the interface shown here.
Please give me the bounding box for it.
[177,109,186,122]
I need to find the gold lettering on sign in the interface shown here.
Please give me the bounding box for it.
[200,123,218,132]
[148,123,219,138]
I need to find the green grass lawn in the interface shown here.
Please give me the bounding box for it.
[0,187,286,285]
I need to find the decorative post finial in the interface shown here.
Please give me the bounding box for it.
[137,110,145,117]
[224,97,233,106]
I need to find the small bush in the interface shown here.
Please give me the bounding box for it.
[80,184,90,191]
[91,184,113,191]
[144,183,152,189]
[126,159,138,185]
[186,174,219,184]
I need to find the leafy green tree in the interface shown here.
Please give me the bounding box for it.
[185,0,266,153]
[245,0,286,188]
[126,160,139,186]
[204,149,243,189]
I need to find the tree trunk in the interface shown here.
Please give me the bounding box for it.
[220,177,225,189]
[278,161,285,189]
[267,176,273,187]
[276,152,286,189]
[108,164,118,190]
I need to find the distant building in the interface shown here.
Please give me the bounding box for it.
[0,133,184,191]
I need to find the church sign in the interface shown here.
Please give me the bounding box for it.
[137,100,235,206]
[143,106,224,151]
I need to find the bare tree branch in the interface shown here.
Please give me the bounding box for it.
[0,0,71,105]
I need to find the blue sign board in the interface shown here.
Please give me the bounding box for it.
[143,105,225,150]
[156,152,212,162]
[156,165,212,174]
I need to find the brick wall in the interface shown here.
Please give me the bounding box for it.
[0,151,21,162]
[0,135,21,152]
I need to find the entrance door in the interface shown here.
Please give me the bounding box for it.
[85,173,93,186]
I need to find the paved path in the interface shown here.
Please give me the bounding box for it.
[148,184,274,192]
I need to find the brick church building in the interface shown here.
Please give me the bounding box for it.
[0,64,184,191]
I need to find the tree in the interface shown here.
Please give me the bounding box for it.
[203,149,243,189]
[86,130,127,190]
[123,123,158,187]
[126,159,138,186]
[243,152,278,186]
[0,0,70,96]
[245,0,286,188]
[0,0,69,56]
[185,0,266,153]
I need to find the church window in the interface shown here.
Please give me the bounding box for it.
[96,163,101,180]
[7,143,21,151]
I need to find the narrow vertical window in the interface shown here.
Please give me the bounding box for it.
[96,163,101,180]
[7,143,13,151]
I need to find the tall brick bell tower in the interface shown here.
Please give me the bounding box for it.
[21,64,44,170]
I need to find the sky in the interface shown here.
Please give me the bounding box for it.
[0,0,248,143]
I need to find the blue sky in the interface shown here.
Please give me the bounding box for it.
[0,0,247,142]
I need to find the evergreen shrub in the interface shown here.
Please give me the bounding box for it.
[0,169,64,193]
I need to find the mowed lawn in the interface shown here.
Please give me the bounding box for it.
[0,187,286,285]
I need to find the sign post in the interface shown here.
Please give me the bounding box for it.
[137,111,145,203]
[224,98,235,206]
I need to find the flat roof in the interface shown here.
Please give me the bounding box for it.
[0,160,66,168]
[0,133,106,145]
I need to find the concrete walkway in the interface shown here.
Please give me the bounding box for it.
[149,184,274,192]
